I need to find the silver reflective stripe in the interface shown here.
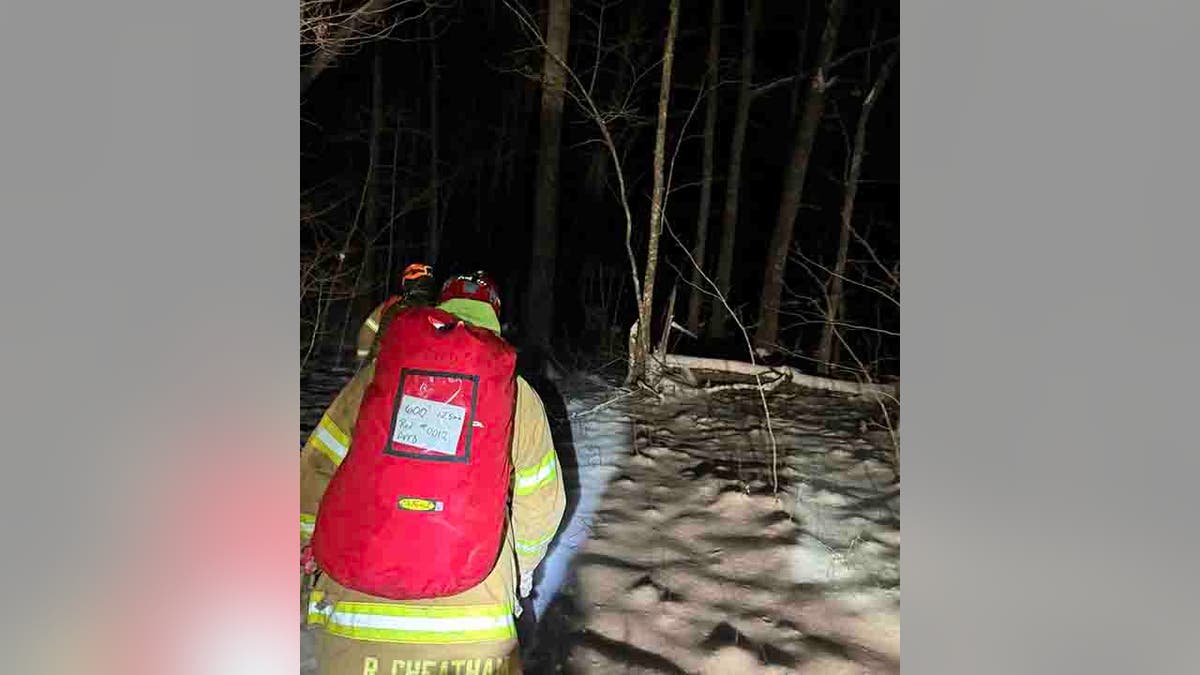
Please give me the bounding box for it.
[514,451,557,494]
[328,612,514,633]
[315,426,347,462]
[517,462,554,488]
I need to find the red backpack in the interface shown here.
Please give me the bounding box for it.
[312,306,518,599]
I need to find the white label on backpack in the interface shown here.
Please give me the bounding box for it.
[392,395,467,456]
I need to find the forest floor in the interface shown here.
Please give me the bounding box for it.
[301,355,900,674]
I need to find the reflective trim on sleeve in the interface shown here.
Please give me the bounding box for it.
[515,531,556,556]
[309,596,517,644]
[355,348,371,358]
[365,316,380,332]
[306,590,330,626]
[300,513,316,538]
[514,449,558,496]
[310,414,350,466]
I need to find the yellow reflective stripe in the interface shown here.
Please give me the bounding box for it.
[300,513,316,537]
[336,602,513,619]
[355,348,371,358]
[328,622,515,645]
[317,600,516,644]
[515,532,555,555]
[320,414,350,446]
[311,432,345,466]
[365,316,380,332]
[514,449,557,495]
[310,414,350,466]
[307,590,330,626]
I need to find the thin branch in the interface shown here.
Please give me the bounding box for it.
[828,35,899,73]
[662,216,780,495]
[503,0,643,306]
[750,35,899,98]
[790,246,900,309]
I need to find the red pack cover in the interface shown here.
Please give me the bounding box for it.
[312,307,517,599]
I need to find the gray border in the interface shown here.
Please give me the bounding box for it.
[905,1,1200,672]
[0,0,298,671]
[2,0,1200,671]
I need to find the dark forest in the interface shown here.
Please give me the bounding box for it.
[301,0,898,385]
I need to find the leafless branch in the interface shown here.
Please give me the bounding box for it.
[503,0,643,307]
[662,216,780,495]
[750,35,898,98]
[790,246,900,310]
[828,35,899,74]
[300,0,447,91]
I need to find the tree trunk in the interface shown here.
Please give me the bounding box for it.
[788,0,811,121]
[628,0,681,384]
[426,28,441,266]
[388,99,403,294]
[816,51,897,373]
[357,44,384,319]
[661,354,897,399]
[685,0,723,336]
[524,0,572,352]
[755,0,844,351]
[708,0,762,341]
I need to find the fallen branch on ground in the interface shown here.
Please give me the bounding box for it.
[661,354,897,399]
[568,389,637,420]
[657,370,791,396]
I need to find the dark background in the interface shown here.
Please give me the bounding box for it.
[301,0,899,377]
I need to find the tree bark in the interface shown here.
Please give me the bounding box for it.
[755,0,844,351]
[709,0,762,341]
[426,27,441,266]
[816,51,897,373]
[685,0,723,336]
[628,0,681,384]
[662,354,897,399]
[385,95,401,297]
[788,0,811,121]
[357,44,384,319]
[524,0,572,351]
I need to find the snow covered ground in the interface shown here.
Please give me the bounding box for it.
[522,373,899,674]
[302,358,899,674]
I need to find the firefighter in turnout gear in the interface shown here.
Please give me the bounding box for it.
[354,263,438,362]
[301,272,565,675]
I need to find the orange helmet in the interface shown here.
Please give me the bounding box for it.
[438,271,501,316]
[398,263,437,306]
[402,263,433,282]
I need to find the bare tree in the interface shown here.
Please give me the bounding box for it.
[384,100,404,293]
[502,0,678,383]
[709,0,762,341]
[788,0,811,120]
[685,0,722,336]
[356,44,385,318]
[755,0,844,351]
[426,20,442,264]
[816,51,897,373]
[300,0,439,94]
[502,0,642,327]
[524,0,572,353]
[628,0,681,384]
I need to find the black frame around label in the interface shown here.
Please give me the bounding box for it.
[383,368,479,464]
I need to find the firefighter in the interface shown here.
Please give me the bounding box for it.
[301,271,566,675]
[354,263,438,362]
